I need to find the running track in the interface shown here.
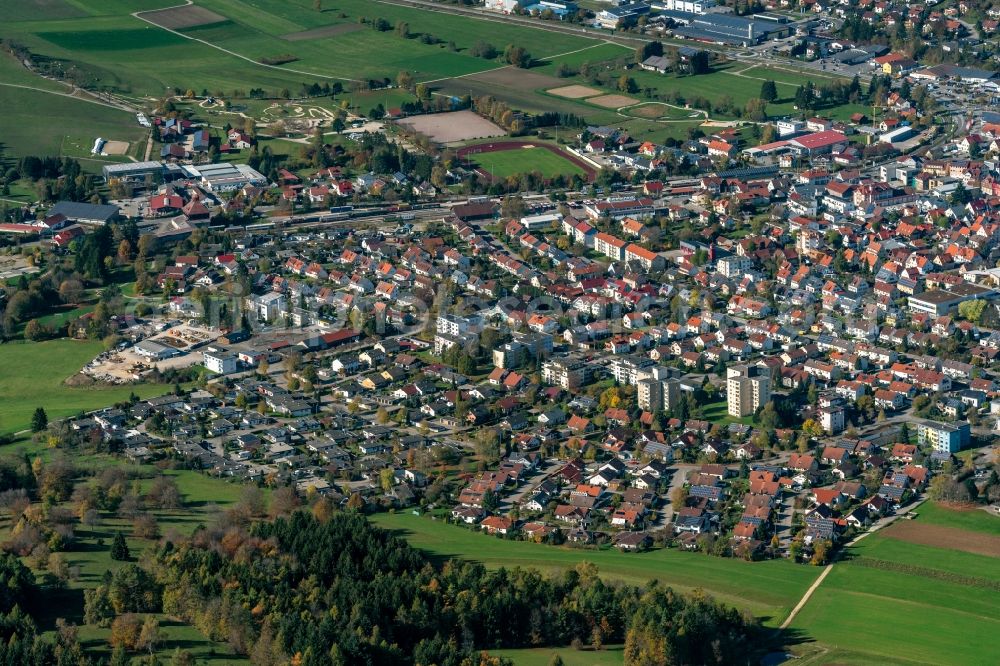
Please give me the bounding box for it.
[455,140,597,181]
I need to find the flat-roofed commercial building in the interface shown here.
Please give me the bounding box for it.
[182,163,268,192]
[102,161,164,183]
[908,284,997,316]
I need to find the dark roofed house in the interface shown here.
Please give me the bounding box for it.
[452,202,497,222]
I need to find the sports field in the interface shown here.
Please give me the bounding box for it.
[470,145,588,180]
[0,340,171,434]
[370,512,821,625]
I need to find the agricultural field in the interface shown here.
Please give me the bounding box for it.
[375,507,1000,665]
[0,340,171,434]
[0,0,864,156]
[789,510,1000,666]
[370,511,821,625]
[160,0,599,83]
[0,13,319,100]
[534,42,632,75]
[0,48,68,92]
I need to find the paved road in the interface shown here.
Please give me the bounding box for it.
[775,490,798,549]
[499,460,562,512]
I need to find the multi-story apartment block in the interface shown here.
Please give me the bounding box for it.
[726,364,771,417]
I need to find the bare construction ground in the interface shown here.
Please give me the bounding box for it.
[547,84,603,99]
[101,140,129,156]
[137,5,228,30]
[282,24,365,41]
[586,93,639,108]
[628,104,666,118]
[397,110,505,144]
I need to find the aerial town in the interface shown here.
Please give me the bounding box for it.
[0,0,999,664]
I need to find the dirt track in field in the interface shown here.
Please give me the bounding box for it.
[883,520,1000,557]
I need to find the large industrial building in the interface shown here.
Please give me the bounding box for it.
[662,10,793,46]
[179,163,269,192]
[101,161,164,183]
[46,201,119,226]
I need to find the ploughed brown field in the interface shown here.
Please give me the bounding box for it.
[882,520,1000,558]
[464,67,564,93]
[137,5,228,30]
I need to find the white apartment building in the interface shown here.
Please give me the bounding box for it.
[726,365,771,417]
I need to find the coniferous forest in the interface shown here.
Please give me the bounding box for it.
[150,512,760,665]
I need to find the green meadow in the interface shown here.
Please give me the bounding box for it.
[37,27,186,51]
[0,0,870,161]
[370,511,820,626]
[911,501,1000,536]
[0,340,171,434]
[789,528,1000,666]
[0,84,146,164]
